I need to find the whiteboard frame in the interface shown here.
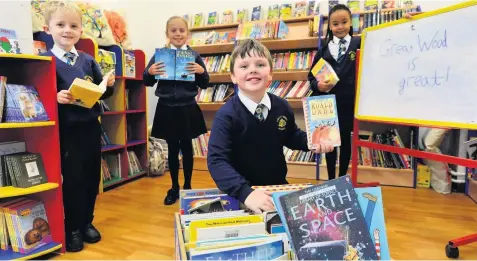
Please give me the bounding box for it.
[355,0,477,130]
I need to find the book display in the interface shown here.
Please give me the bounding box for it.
[33,32,148,194]
[0,54,64,258]
[174,176,391,260]
[180,1,423,188]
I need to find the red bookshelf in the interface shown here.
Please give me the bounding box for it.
[43,36,149,193]
[0,54,65,257]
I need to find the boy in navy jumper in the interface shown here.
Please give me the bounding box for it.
[41,0,115,252]
[207,39,333,214]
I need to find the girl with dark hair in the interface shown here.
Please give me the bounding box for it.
[307,4,360,180]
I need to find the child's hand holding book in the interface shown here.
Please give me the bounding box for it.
[186,62,205,74]
[57,90,73,104]
[148,61,166,76]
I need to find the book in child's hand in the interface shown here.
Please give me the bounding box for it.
[311,57,340,88]
[68,70,114,109]
[302,95,341,149]
[154,48,195,82]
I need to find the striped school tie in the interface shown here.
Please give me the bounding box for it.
[337,38,347,63]
[64,52,75,65]
[254,104,265,122]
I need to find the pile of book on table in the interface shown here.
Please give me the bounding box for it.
[177,175,390,260]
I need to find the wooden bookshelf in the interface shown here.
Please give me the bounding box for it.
[0,54,65,255]
[33,32,149,194]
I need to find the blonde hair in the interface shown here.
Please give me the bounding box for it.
[43,0,83,25]
[165,16,189,48]
[230,38,273,74]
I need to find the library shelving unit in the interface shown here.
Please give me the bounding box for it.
[33,32,149,194]
[187,6,421,188]
[0,54,64,258]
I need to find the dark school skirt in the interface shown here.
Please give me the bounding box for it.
[151,101,207,141]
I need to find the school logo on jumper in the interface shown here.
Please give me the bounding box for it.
[277,115,287,130]
[349,51,356,61]
[84,75,94,82]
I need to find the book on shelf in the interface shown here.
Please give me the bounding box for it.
[97,49,116,76]
[302,95,341,149]
[127,150,142,175]
[0,198,53,254]
[3,83,49,123]
[310,58,340,87]
[102,152,121,182]
[154,48,195,82]
[0,76,6,122]
[0,28,21,54]
[68,70,114,109]
[221,10,233,24]
[0,141,26,187]
[1,152,48,188]
[124,50,136,78]
[207,11,218,25]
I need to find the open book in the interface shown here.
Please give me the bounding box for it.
[68,70,114,108]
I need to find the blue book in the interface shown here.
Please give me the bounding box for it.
[154,48,195,81]
[355,187,390,260]
[189,236,283,260]
[275,175,378,260]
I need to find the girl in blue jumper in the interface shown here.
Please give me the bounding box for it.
[308,4,360,180]
[143,16,209,205]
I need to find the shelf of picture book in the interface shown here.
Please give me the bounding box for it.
[174,176,390,260]
[184,2,421,54]
[101,146,147,190]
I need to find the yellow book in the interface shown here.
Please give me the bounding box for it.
[68,70,114,109]
[311,58,339,87]
[188,215,263,243]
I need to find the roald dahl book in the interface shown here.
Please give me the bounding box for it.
[278,175,379,260]
[155,48,195,81]
[302,95,341,149]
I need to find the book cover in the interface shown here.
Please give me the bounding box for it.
[0,28,21,54]
[222,10,233,24]
[155,48,195,82]
[175,49,195,82]
[68,70,114,108]
[302,95,341,149]
[311,58,339,86]
[188,197,225,214]
[355,187,390,260]
[208,11,218,25]
[251,6,262,21]
[279,4,292,19]
[183,194,240,214]
[124,50,136,78]
[268,5,280,19]
[3,84,49,122]
[278,175,379,260]
[189,237,283,260]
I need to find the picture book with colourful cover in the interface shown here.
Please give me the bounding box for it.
[3,84,49,122]
[311,58,340,86]
[155,48,195,82]
[302,95,341,149]
[277,175,379,260]
[68,70,114,109]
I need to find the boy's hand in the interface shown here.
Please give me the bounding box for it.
[148,62,165,75]
[107,72,115,87]
[244,190,275,214]
[186,62,205,74]
[57,90,73,104]
[312,143,334,154]
[318,80,334,92]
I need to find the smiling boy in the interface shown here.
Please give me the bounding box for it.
[40,0,115,252]
[207,39,332,214]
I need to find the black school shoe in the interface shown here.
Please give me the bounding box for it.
[164,187,180,205]
[83,223,101,243]
[66,230,84,252]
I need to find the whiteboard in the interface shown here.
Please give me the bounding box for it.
[355,1,477,129]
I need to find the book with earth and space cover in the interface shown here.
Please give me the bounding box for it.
[278,175,378,260]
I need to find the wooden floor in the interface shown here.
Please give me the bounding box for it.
[47,170,477,260]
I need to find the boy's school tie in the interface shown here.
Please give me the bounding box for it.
[254,104,265,122]
[64,52,75,65]
[337,38,347,63]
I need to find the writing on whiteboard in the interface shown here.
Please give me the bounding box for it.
[380,29,449,95]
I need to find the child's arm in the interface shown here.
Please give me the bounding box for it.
[284,104,309,151]
[207,112,253,203]
[91,59,115,100]
[192,54,209,89]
